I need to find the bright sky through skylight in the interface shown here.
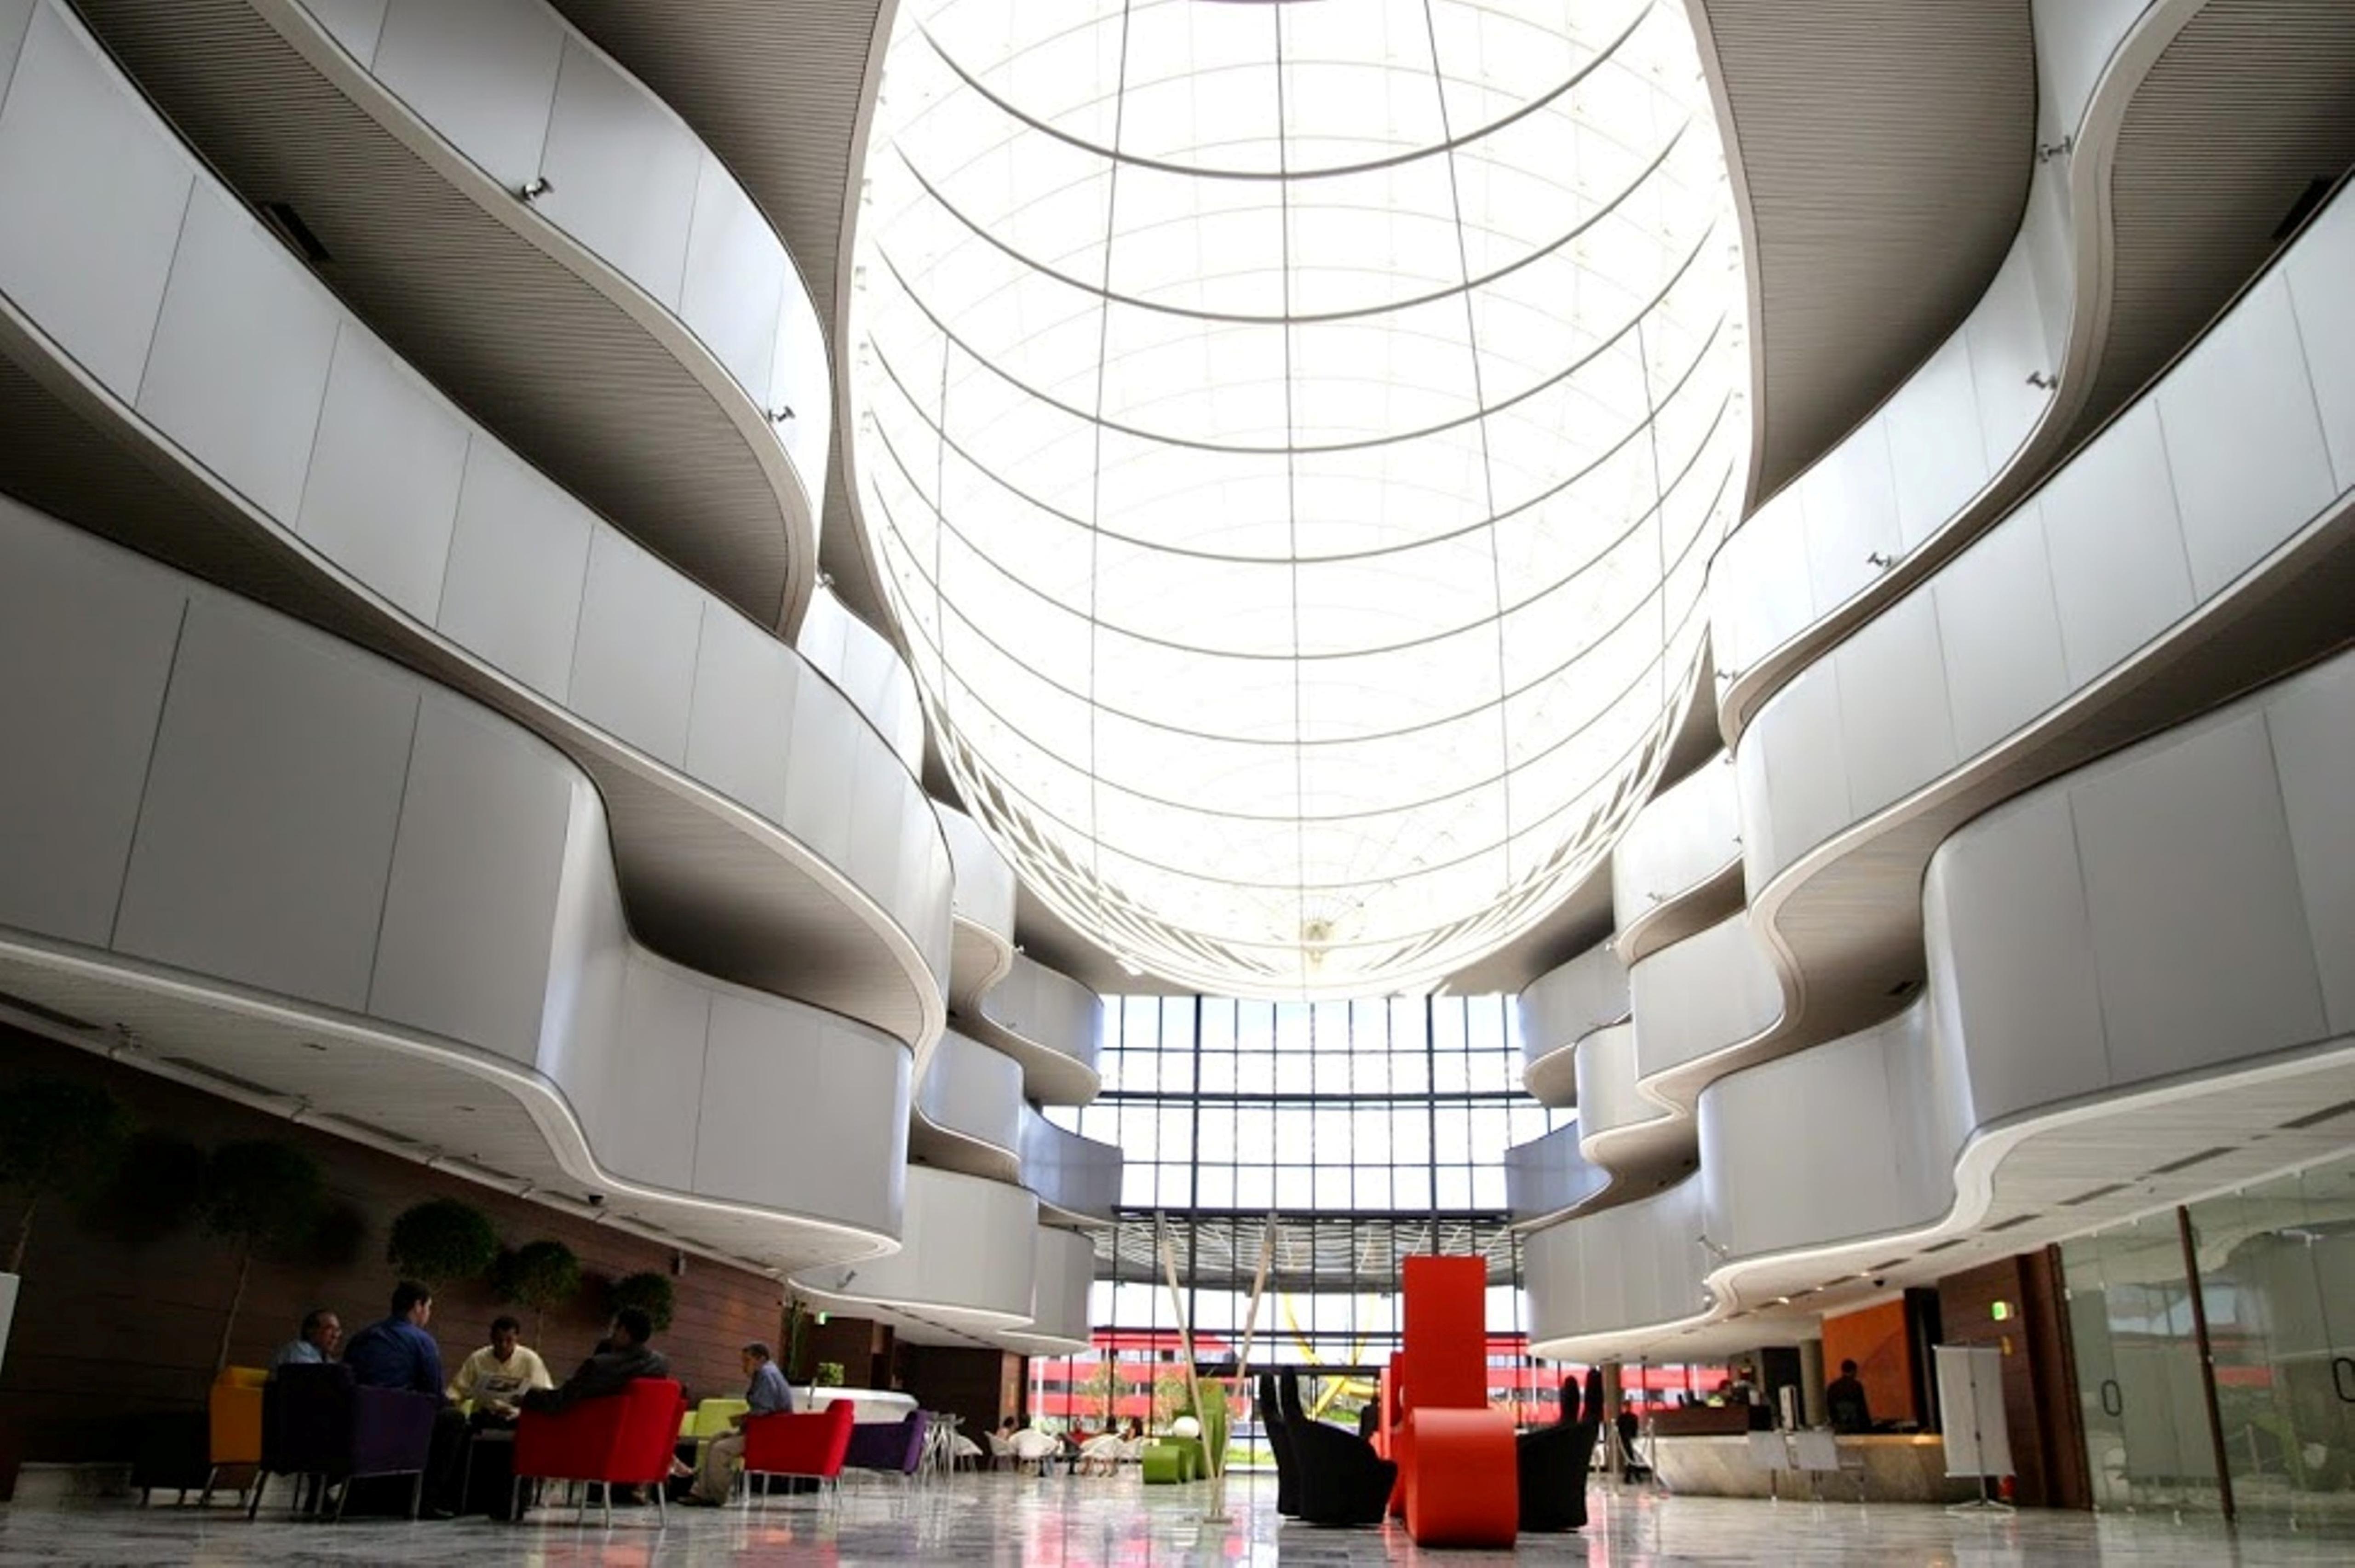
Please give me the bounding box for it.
[851,0,1747,996]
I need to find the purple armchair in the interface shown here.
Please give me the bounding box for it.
[842,1411,929,1488]
[248,1363,440,1521]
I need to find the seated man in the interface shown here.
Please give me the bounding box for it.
[340,1281,466,1516]
[448,1315,553,1423]
[270,1307,340,1373]
[520,1308,668,1415]
[685,1341,794,1504]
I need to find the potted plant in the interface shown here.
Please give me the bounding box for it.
[815,1361,847,1389]
[0,1074,128,1373]
[605,1270,676,1333]
[200,1139,324,1373]
[77,1129,206,1249]
[384,1197,498,1292]
[491,1239,582,1342]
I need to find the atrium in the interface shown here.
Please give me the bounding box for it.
[0,0,2351,1562]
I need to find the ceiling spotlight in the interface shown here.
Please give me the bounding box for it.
[517,176,553,202]
[2025,370,2056,389]
[769,405,795,424]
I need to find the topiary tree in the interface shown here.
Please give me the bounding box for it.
[201,1138,324,1373]
[605,1270,676,1333]
[492,1239,582,1342]
[76,1127,205,1250]
[384,1197,498,1292]
[0,1074,129,1273]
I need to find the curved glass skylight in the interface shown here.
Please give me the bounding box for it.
[851,0,1748,996]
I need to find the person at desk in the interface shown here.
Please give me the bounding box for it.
[1826,1359,1873,1434]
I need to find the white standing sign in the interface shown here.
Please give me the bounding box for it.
[1935,1343,2015,1510]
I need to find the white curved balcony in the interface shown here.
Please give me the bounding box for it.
[969,952,1103,1108]
[911,1028,1024,1182]
[72,0,832,630]
[1571,1023,1672,1157]
[1018,1107,1121,1227]
[1523,1172,1711,1347]
[1736,175,2355,1058]
[1516,944,1629,1106]
[0,0,952,1047]
[1709,0,2208,740]
[1003,1225,1099,1356]
[1629,915,1784,1086]
[797,585,923,771]
[1528,648,2355,1356]
[940,805,1017,1013]
[1610,753,1744,961]
[1503,1121,1610,1229]
[0,499,908,1270]
[793,1166,1041,1334]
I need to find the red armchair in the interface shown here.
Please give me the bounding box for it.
[511,1379,685,1527]
[741,1400,856,1505]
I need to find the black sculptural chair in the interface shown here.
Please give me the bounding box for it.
[1516,1375,1602,1532]
[1280,1371,1394,1527]
[1258,1372,1300,1516]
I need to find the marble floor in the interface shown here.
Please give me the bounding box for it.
[3,1471,2352,1566]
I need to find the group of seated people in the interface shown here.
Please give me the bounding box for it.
[981,1416,1153,1474]
[263,1279,793,1514]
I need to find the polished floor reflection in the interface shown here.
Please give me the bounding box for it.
[4,1471,2353,1565]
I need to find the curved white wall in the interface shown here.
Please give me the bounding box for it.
[798,584,923,772]
[1610,755,1743,944]
[1736,181,2354,897]
[1018,1107,1121,1225]
[1504,1120,1610,1223]
[976,952,1103,1104]
[1628,915,1783,1082]
[1523,1170,1711,1344]
[1022,1225,1098,1351]
[0,0,953,1022]
[1574,1022,1667,1149]
[940,805,1018,954]
[1517,943,1630,1103]
[793,1165,1040,1327]
[1528,647,2355,1347]
[287,0,832,489]
[1707,0,2185,736]
[915,1028,1024,1162]
[0,495,908,1251]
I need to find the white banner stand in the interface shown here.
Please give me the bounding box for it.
[1934,1344,2016,1513]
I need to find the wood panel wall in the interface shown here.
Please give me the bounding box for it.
[899,1345,1023,1440]
[1935,1250,2090,1508]
[0,1024,787,1488]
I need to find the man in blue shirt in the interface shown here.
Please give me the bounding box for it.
[341,1280,466,1515]
[342,1281,444,1394]
[685,1341,797,1504]
[269,1307,341,1373]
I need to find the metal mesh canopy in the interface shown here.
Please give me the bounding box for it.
[1095,1210,1520,1292]
[851,0,1748,995]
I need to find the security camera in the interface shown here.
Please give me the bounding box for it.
[586,1193,605,1207]
[1872,1277,1886,1288]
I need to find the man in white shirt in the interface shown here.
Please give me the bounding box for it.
[447,1316,552,1419]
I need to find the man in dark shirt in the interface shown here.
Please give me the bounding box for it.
[521,1307,669,1414]
[1826,1359,1874,1434]
[340,1280,468,1516]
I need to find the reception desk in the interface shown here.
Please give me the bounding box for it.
[1649,1432,1976,1503]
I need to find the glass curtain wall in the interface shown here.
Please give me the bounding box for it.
[1034,994,1577,1442]
[2062,1150,2355,1524]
